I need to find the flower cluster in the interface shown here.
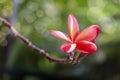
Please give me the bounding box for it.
[50,14,100,56]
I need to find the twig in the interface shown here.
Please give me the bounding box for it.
[0,17,67,64]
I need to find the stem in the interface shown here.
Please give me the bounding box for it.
[0,17,67,64]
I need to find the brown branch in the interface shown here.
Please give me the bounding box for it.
[0,17,67,64]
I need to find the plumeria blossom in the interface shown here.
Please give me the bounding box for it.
[50,14,100,55]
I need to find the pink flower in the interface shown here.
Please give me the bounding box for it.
[50,14,100,55]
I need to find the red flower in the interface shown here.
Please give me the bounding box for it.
[50,14,100,54]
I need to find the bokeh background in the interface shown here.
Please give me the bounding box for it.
[0,0,120,80]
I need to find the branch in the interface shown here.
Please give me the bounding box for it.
[0,17,67,64]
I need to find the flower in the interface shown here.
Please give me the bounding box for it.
[50,14,100,55]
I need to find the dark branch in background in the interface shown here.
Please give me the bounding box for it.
[0,17,68,64]
[1,1,19,79]
[2,0,19,66]
[10,0,19,24]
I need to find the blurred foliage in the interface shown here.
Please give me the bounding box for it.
[0,0,12,17]
[1,0,120,80]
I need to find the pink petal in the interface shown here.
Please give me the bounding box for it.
[50,30,72,42]
[76,40,97,54]
[61,43,76,53]
[68,14,79,41]
[75,25,100,42]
